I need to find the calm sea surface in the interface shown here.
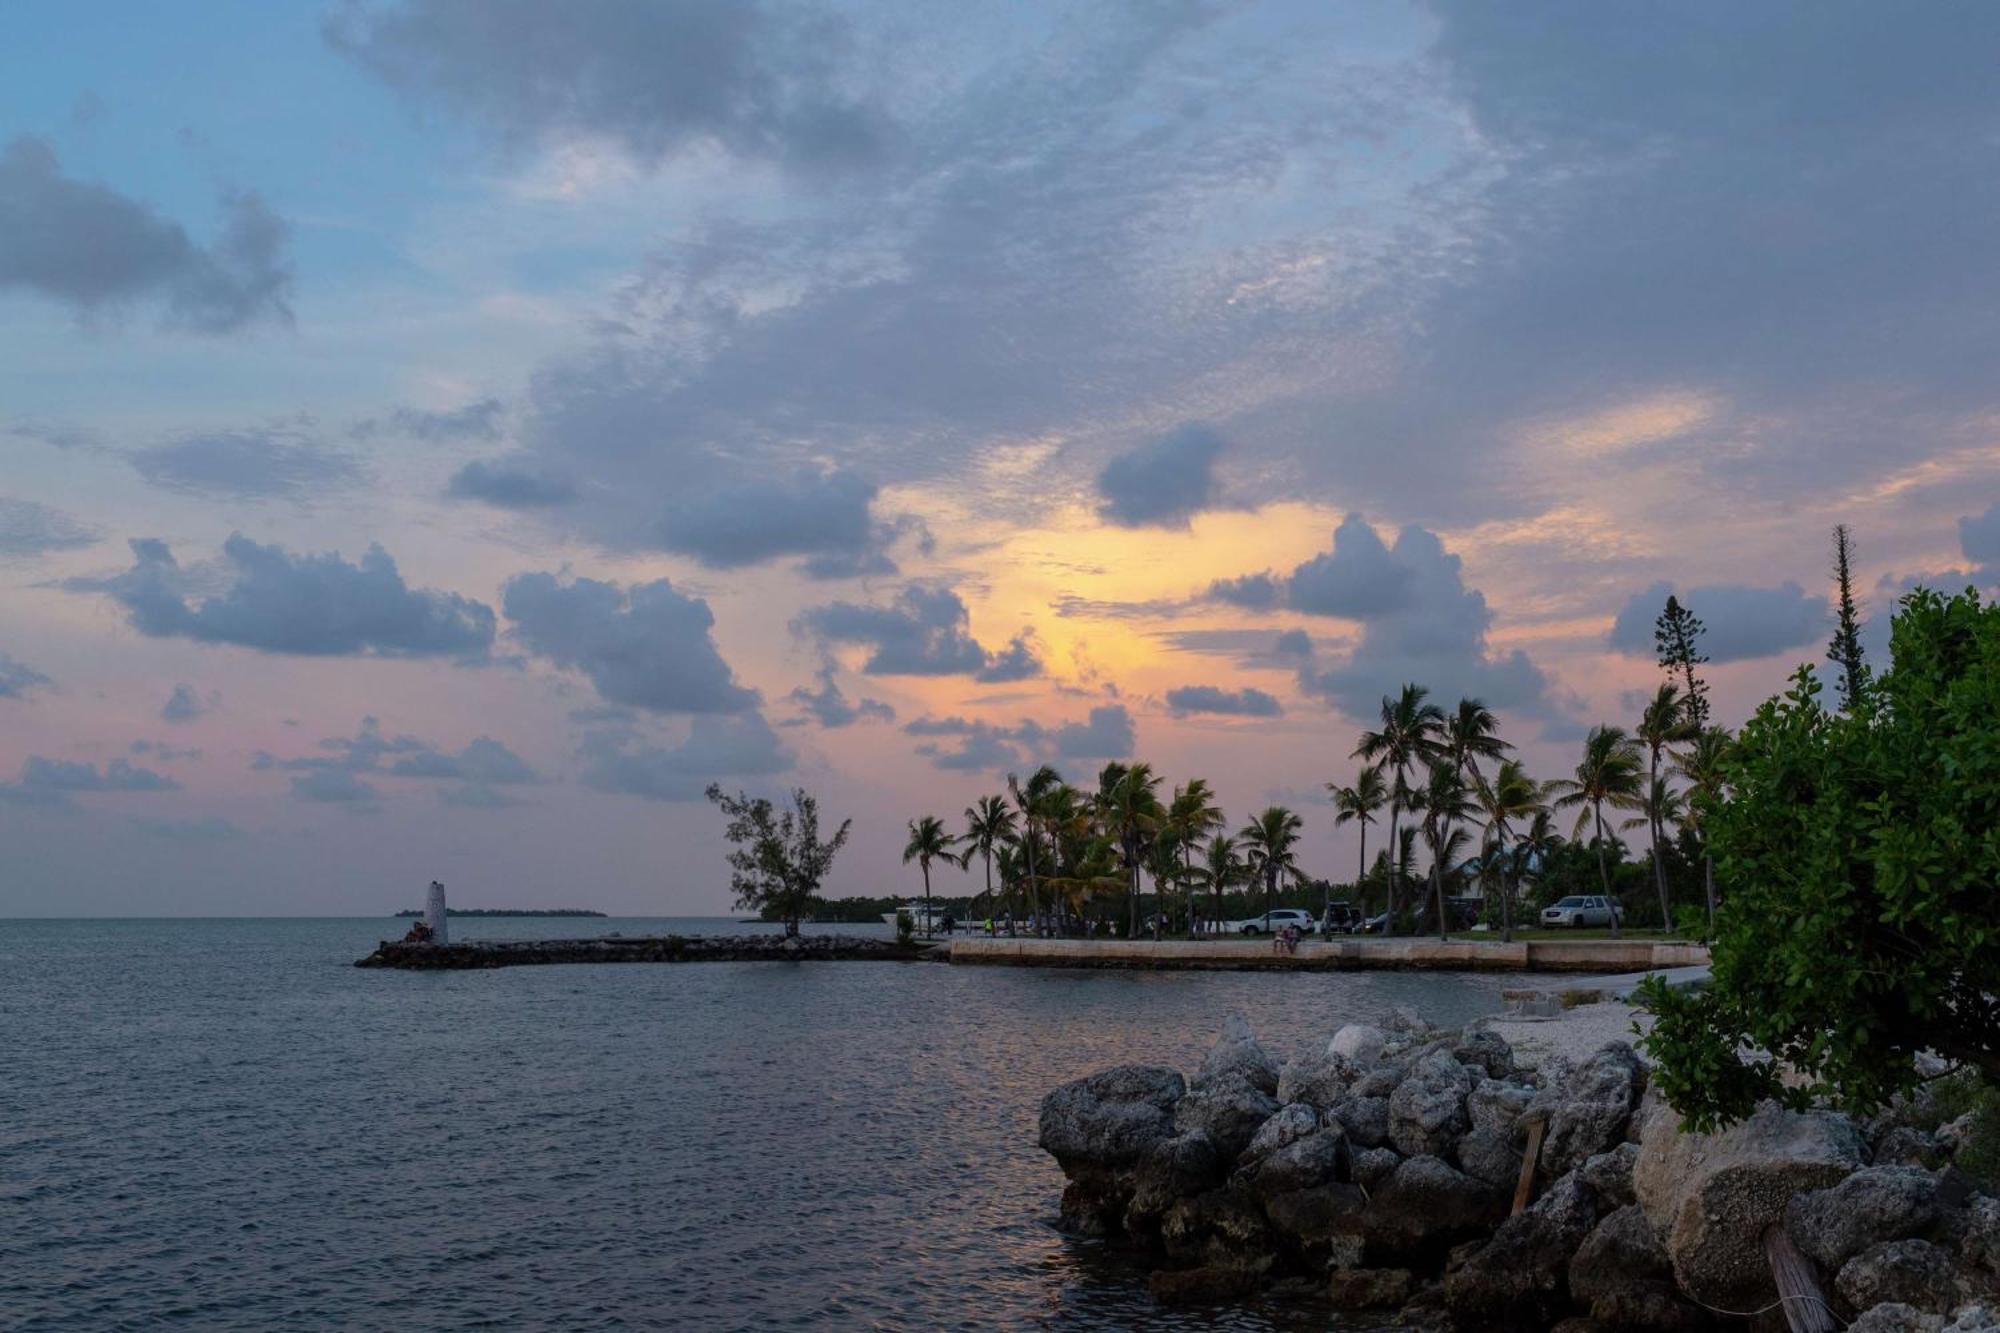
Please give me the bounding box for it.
[2,918,1532,1330]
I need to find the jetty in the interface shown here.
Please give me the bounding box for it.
[946,935,1708,973]
[355,933,928,969]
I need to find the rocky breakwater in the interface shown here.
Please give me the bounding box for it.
[1037,1014,2000,1331]
[355,933,925,969]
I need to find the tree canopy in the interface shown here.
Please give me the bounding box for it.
[706,784,853,936]
[1643,588,2000,1130]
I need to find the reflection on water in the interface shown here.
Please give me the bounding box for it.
[1,918,1527,1330]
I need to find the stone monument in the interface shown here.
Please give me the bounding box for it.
[425,880,449,945]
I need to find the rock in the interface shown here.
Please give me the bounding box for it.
[1353,1060,1408,1099]
[1124,1129,1226,1232]
[1198,1014,1280,1094]
[1039,1065,1185,1171]
[1577,1143,1641,1210]
[1456,1126,1525,1189]
[1837,1239,1965,1315]
[1468,1077,1537,1135]
[1940,1113,1982,1158]
[1363,1154,1506,1253]
[1235,1112,1349,1206]
[1325,1232,1367,1271]
[1389,1047,1476,1158]
[1351,1146,1400,1191]
[1326,1267,1411,1309]
[1878,1127,1947,1170]
[1277,1050,1360,1110]
[1946,1304,2000,1331]
[1264,1180,1369,1248]
[1240,1102,1320,1163]
[1173,1073,1280,1162]
[1786,1166,1943,1270]
[1330,1094,1392,1148]
[1963,1196,2000,1278]
[1444,1169,1599,1328]
[1635,1097,1867,1309]
[1159,1187,1271,1268]
[1536,1042,1648,1178]
[1330,1022,1389,1066]
[1147,1265,1263,1306]
[1549,1321,1609,1333]
[1569,1204,1704,1332]
[1850,1305,1947,1333]
[1452,1029,1516,1079]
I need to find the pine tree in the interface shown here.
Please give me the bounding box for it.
[1654,595,1711,729]
[1827,524,1869,711]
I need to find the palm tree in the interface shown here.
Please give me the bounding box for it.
[1548,726,1646,936]
[1439,697,1509,930]
[1673,726,1733,933]
[1353,684,1445,934]
[961,794,1016,921]
[1475,758,1544,942]
[1414,760,1476,940]
[1096,762,1165,935]
[902,815,961,938]
[1165,779,1225,925]
[1239,806,1305,929]
[1200,833,1244,929]
[1622,775,1687,930]
[1007,765,1062,927]
[1635,683,1693,932]
[1512,806,1563,918]
[1328,764,1387,916]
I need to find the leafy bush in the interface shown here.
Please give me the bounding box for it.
[895,910,914,946]
[1644,589,2000,1130]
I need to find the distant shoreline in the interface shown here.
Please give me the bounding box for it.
[392,908,607,918]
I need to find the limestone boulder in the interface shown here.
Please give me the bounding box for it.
[1351,1145,1400,1191]
[1456,1125,1526,1190]
[1123,1129,1226,1233]
[1785,1166,1943,1270]
[1159,1186,1271,1268]
[1362,1154,1506,1253]
[1326,1267,1411,1309]
[1329,1022,1389,1066]
[1569,1204,1707,1332]
[1536,1041,1648,1178]
[1878,1127,1947,1170]
[1389,1047,1477,1158]
[1452,1028,1516,1080]
[1578,1142,1641,1210]
[1444,1170,1600,1329]
[1276,1050,1359,1110]
[1837,1239,1966,1316]
[1634,1098,1867,1309]
[1468,1077,1537,1135]
[1038,1065,1185,1171]
[1849,1305,1947,1333]
[1962,1196,2000,1279]
[1173,1072,1280,1162]
[1196,1014,1281,1094]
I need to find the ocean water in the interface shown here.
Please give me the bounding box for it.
[2,918,1533,1331]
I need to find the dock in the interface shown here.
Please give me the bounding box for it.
[355,933,930,969]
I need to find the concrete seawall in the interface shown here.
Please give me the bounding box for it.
[947,936,1709,973]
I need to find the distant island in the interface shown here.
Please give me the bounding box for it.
[393,908,607,918]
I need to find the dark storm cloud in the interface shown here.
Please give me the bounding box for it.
[0,756,177,807]
[1164,685,1282,718]
[0,137,291,333]
[1607,580,1829,664]
[1095,424,1226,528]
[0,651,51,700]
[325,0,889,171]
[788,666,894,729]
[72,536,495,659]
[1208,516,1556,725]
[446,457,579,508]
[903,703,1134,773]
[502,571,757,714]
[794,584,1042,681]
[160,683,213,724]
[577,714,790,801]
[0,497,97,558]
[132,429,363,499]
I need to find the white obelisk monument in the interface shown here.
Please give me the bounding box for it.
[425,880,449,945]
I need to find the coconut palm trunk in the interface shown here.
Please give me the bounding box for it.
[1648,744,1672,930]
[1592,802,1621,939]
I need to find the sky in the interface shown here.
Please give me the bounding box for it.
[3,1,1998,916]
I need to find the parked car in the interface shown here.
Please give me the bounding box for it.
[1320,901,1364,934]
[1540,895,1623,928]
[1413,895,1483,932]
[1230,907,1317,936]
[1358,912,1390,934]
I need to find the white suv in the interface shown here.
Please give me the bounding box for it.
[1540,895,1622,928]
[1231,908,1317,936]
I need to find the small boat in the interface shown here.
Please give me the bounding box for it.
[881,902,953,930]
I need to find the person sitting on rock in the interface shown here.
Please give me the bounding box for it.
[403,919,434,944]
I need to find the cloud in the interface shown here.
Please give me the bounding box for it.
[1607,580,1830,664]
[1095,424,1226,527]
[257,718,539,810]
[655,466,890,571]
[1164,684,1282,717]
[0,756,178,806]
[290,769,380,806]
[0,136,291,333]
[794,583,1042,680]
[0,650,51,700]
[387,736,541,785]
[325,0,889,171]
[160,683,214,724]
[579,714,791,801]
[788,666,894,728]
[502,571,757,713]
[0,497,97,558]
[1961,502,2000,575]
[132,428,361,499]
[446,457,578,508]
[72,536,495,659]
[129,740,202,761]
[361,399,506,442]
[903,703,1135,773]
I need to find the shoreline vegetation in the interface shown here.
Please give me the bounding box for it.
[392,908,606,918]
